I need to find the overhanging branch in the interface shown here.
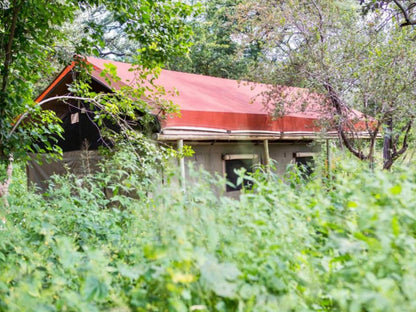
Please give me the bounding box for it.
[324,82,370,161]
[9,95,103,138]
[392,0,416,26]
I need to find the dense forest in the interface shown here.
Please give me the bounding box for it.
[1,0,416,311]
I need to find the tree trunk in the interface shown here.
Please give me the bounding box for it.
[324,82,369,161]
[383,118,413,170]
[383,116,393,169]
[0,154,14,207]
[1,1,22,103]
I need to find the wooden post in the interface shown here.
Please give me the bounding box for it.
[326,139,331,180]
[263,139,270,170]
[177,139,185,189]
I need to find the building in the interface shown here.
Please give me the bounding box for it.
[28,57,356,193]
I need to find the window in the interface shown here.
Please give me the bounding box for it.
[294,152,315,176]
[223,154,258,192]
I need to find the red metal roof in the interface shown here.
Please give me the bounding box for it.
[84,57,335,137]
[37,57,367,139]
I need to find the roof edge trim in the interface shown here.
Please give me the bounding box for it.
[155,130,374,141]
[35,62,76,103]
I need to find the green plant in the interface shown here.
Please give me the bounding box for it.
[1,153,416,311]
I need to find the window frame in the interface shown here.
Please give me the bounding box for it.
[222,153,259,192]
[293,152,315,176]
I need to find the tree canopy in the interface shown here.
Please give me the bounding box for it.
[166,0,260,80]
[0,0,194,200]
[234,0,416,169]
[360,0,416,26]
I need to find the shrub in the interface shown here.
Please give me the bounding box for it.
[1,154,416,311]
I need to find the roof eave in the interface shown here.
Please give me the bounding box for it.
[155,128,376,141]
[35,62,76,103]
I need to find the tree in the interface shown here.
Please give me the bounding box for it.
[56,3,196,63]
[235,0,416,169]
[166,0,259,80]
[360,0,416,27]
[0,0,193,203]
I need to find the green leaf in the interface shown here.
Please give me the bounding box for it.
[391,216,400,237]
[117,264,144,280]
[168,298,187,312]
[390,185,402,195]
[82,275,109,302]
[200,255,241,298]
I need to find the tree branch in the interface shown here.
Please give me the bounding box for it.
[392,0,416,26]
[383,117,413,169]
[8,95,103,137]
[324,82,369,161]
[10,94,143,144]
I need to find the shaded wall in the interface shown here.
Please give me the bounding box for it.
[182,140,319,196]
[27,151,102,191]
[27,140,319,194]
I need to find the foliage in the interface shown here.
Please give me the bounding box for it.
[1,151,416,310]
[59,59,181,151]
[0,0,193,160]
[0,0,194,200]
[166,0,258,80]
[234,0,416,169]
[359,0,416,27]
[55,2,195,65]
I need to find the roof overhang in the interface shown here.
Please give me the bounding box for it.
[155,127,374,142]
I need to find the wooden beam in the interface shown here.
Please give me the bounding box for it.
[264,139,270,168]
[177,139,185,189]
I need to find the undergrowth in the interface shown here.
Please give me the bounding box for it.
[1,150,416,311]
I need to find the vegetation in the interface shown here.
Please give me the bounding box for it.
[1,1,416,311]
[166,0,258,80]
[234,0,416,169]
[360,0,416,27]
[0,0,194,201]
[0,150,415,311]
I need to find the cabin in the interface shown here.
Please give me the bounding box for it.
[28,57,353,193]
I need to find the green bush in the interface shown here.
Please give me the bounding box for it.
[1,152,416,311]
